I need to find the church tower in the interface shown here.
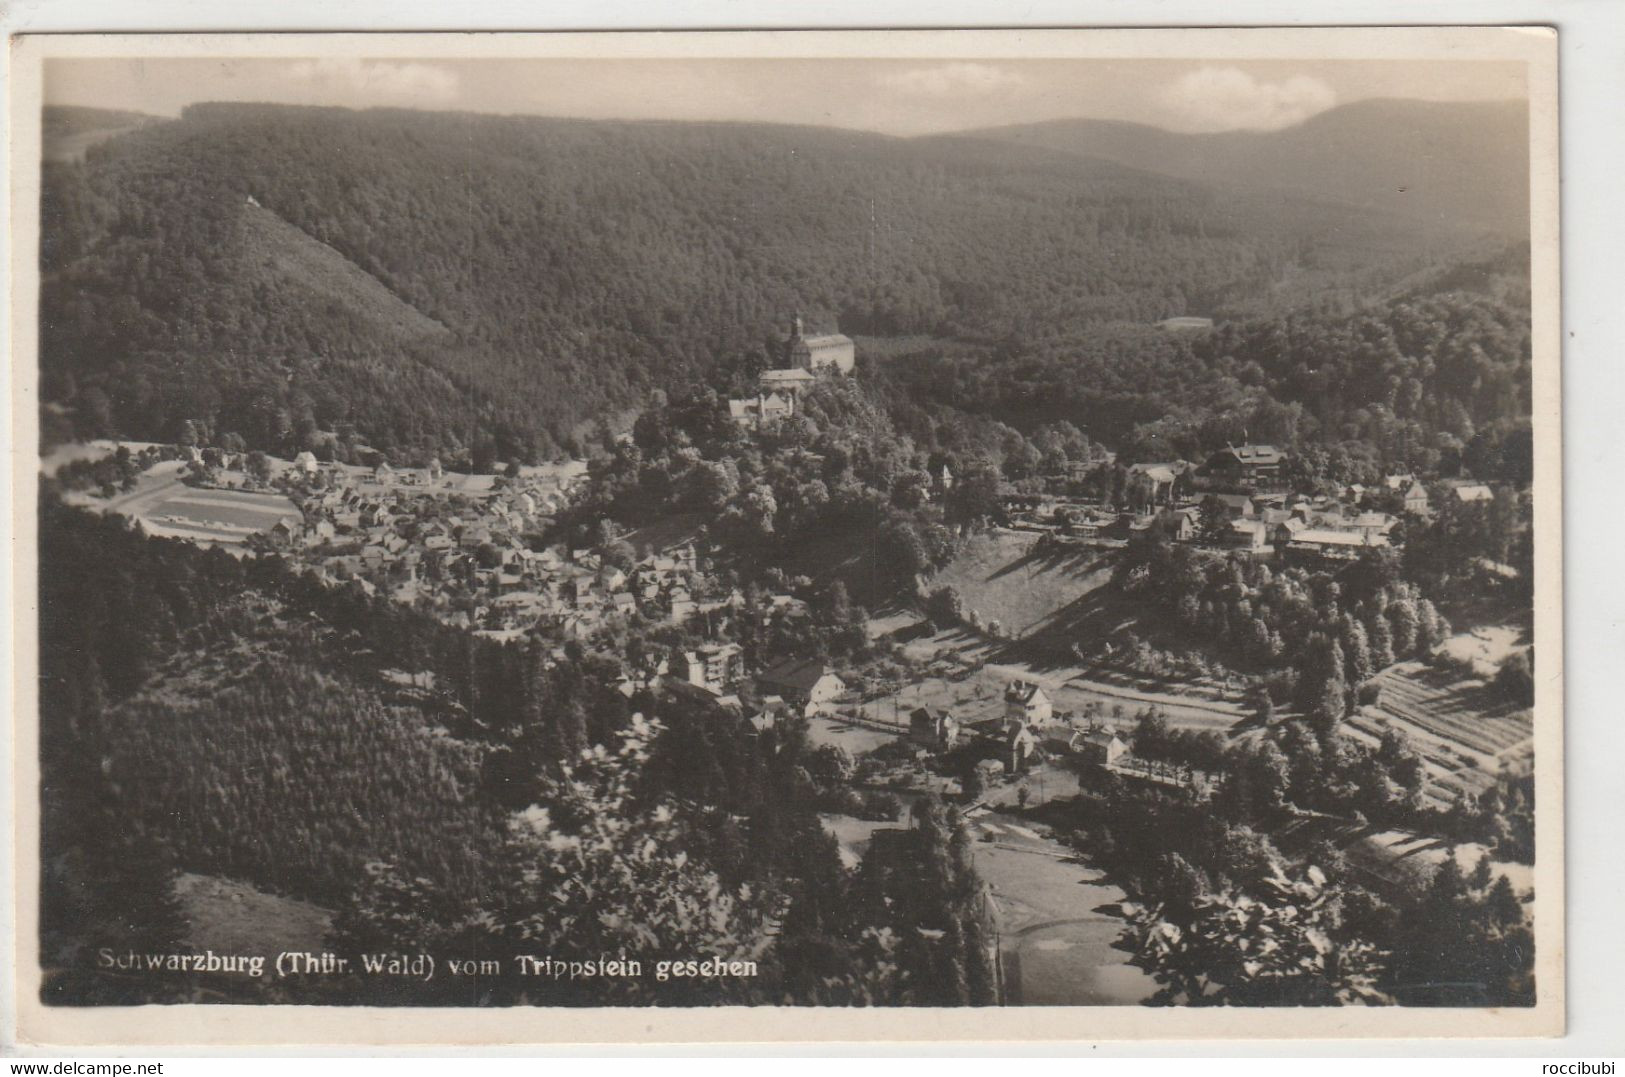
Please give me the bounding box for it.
[785,313,807,368]
[781,311,854,374]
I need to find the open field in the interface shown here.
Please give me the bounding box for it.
[1441,623,1529,677]
[241,201,450,343]
[853,675,1006,730]
[138,487,301,544]
[804,712,902,756]
[153,492,301,530]
[919,531,1254,708]
[623,512,707,557]
[44,119,161,163]
[518,458,588,485]
[66,459,301,545]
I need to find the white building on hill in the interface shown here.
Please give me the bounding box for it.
[782,312,855,374]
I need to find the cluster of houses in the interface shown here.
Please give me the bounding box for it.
[1006,444,1500,564]
[1192,491,1401,561]
[1008,487,1403,561]
[243,458,728,637]
[620,649,850,734]
[905,679,1142,783]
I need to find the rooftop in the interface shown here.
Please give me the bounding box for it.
[1213,444,1284,465]
[759,657,840,692]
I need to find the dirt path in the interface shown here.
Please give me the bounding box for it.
[94,464,186,515]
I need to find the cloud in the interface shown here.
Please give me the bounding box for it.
[881,62,1024,98]
[284,59,460,105]
[1157,66,1336,131]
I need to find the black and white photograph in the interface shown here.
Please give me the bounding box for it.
[8,27,1562,1044]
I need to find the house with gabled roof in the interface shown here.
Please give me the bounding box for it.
[1159,506,1199,542]
[1072,728,1128,767]
[1402,480,1430,515]
[1127,462,1185,506]
[730,391,797,427]
[1226,518,1269,550]
[1004,680,1052,725]
[909,707,961,752]
[1203,443,1285,487]
[1286,528,1388,562]
[757,658,846,713]
[1212,492,1258,519]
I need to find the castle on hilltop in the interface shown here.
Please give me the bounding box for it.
[728,313,854,427]
[781,312,854,375]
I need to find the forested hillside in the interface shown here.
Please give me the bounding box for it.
[871,274,1531,470]
[40,102,1495,464]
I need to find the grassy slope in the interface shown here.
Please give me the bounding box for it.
[923,530,1128,646]
[240,201,450,343]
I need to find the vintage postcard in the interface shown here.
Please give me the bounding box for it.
[6,26,1561,1046]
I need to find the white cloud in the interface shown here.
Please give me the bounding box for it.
[284,59,461,106]
[881,62,1024,98]
[1157,66,1336,131]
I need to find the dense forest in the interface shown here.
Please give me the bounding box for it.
[39,101,1503,464]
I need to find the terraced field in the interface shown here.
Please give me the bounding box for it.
[1347,660,1532,803]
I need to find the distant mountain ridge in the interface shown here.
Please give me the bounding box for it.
[950,98,1529,235]
[43,104,166,162]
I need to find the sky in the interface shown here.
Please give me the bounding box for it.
[44,56,1526,136]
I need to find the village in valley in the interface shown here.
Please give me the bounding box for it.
[44,309,1535,1007]
[47,308,1532,800]
[32,54,1548,1008]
